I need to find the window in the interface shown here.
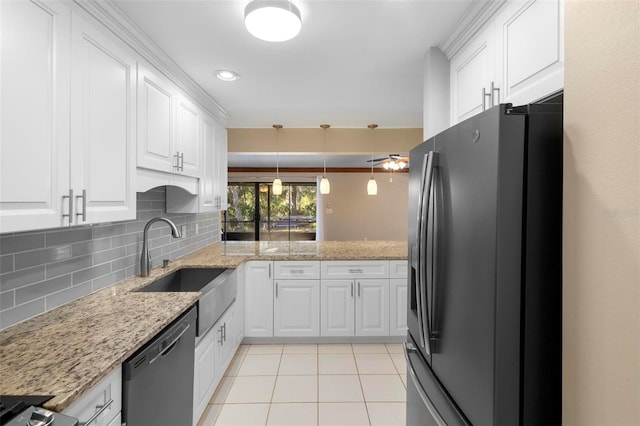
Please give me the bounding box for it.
[224,183,316,241]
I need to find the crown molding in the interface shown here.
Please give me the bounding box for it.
[73,0,229,125]
[439,0,506,59]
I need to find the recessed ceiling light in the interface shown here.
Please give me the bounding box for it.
[215,69,240,82]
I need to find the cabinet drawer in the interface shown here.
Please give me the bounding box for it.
[320,261,389,279]
[63,366,121,426]
[389,260,408,279]
[274,261,320,280]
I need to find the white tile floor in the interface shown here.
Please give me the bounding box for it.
[197,343,407,426]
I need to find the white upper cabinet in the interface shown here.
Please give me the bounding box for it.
[198,114,217,212]
[0,0,71,232]
[136,62,178,173]
[450,24,497,124]
[213,122,229,210]
[137,63,203,178]
[449,0,564,125]
[0,1,136,232]
[165,112,228,213]
[494,0,564,106]
[70,11,137,224]
[176,94,201,178]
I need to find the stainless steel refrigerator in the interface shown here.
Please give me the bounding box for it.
[405,102,562,425]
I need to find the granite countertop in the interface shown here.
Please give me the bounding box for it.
[0,240,407,412]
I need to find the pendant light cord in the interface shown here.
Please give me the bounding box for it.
[321,124,330,177]
[273,124,282,178]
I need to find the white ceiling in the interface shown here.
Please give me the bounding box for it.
[112,0,474,130]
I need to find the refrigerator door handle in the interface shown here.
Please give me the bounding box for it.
[404,342,446,426]
[415,153,429,350]
[420,152,438,354]
[430,157,441,342]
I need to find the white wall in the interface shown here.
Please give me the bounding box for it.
[317,172,408,241]
[563,1,640,424]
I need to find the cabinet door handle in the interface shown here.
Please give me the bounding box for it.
[179,152,184,171]
[62,189,74,224]
[223,322,227,342]
[78,398,113,426]
[482,87,492,111]
[491,81,500,106]
[351,282,354,297]
[275,282,278,298]
[76,189,86,222]
[357,281,361,297]
[218,326,224,344]
[268,263,272,278]
[174,151,180,170]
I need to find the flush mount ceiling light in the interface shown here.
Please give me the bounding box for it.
[215,69,240,82]
[244,0,302,42]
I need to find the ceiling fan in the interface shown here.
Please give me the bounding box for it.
[366,154,409,170]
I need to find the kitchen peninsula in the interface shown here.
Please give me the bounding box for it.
[0,240,407,414]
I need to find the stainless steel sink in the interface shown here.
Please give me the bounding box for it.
[136,268,237,337]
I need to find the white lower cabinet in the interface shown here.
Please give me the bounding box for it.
[243,260,407,339]
[320,261,391,337]
[390,279,408,336]
[193,303,238,425]
[274,279,320,337]
[62,366,122,426]
[244,261,274,337]
[389,260,408,336]
[355,279,390,336]
[321,278,390,337]
[321,279,355,336]
[193,324,217,424]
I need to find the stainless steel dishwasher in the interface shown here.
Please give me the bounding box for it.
[122,306,197,426]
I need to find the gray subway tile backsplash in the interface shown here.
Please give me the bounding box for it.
[0,266,46,292]
[45,228,92,247]
[0,298,45,330]
[0,233,45,255]
[15,274,72,305]
[0,255,14,274]
[0,187,220,330]
[45,255,93,280]
[14,245,73,270]
[72,263,112,286]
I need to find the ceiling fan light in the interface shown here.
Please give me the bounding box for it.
[244,0,302,42]
[382,162,390,170]
[320,177,331,194]
[367,177,378,195]
[273,178,283,195]
[398,161,407,169]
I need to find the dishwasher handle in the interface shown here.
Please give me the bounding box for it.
[150,323,191,364]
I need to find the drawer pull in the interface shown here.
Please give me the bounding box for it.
[79,398,113,426]
[290,269,305,274]
[348,268,363,274]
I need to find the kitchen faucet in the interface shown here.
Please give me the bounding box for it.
[140,217,181,277]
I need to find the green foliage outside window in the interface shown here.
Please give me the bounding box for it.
[225,183,317,239]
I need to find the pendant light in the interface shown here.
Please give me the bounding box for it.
[273,124,283,195]
[367,124,378,195]
[319,124,331,195]
[244,0,302,42]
